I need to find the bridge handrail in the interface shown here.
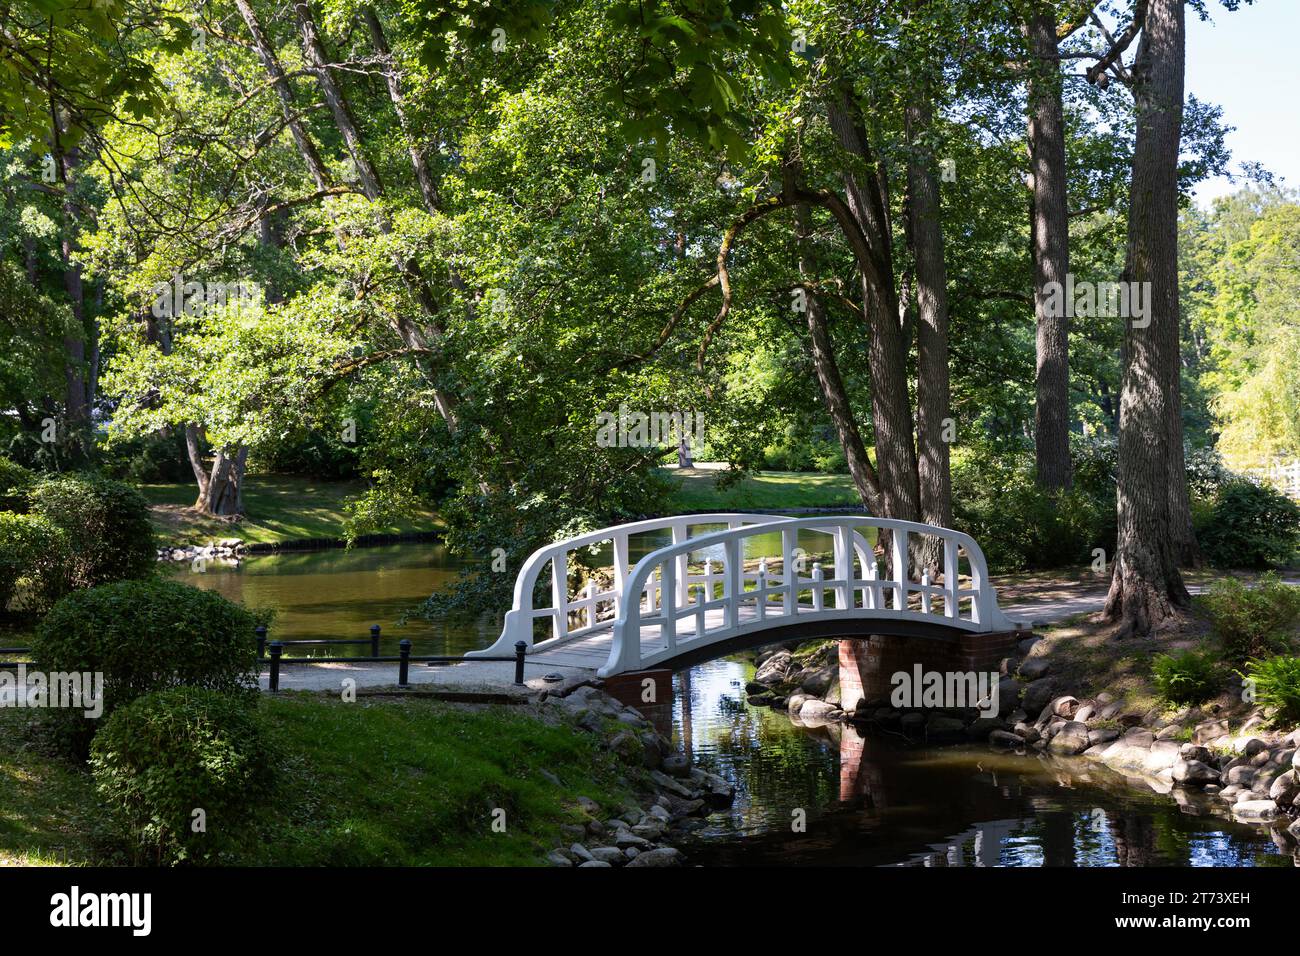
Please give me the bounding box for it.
[465,512,794,658]
[603,515,1015,676]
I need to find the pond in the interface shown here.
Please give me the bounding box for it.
[178,542,1293,867]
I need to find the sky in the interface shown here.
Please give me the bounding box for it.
[1186,0,1300,206]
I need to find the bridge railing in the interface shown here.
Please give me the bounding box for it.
[466,513,795,660]
[601,515,1015,676]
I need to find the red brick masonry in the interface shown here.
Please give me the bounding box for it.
[838,631,1019,713]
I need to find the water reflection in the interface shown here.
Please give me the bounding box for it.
[675,658,1295,868]
[173,543,499,656]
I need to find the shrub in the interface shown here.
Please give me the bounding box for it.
[1151,648,1222,705]
[1198,573,1300,662]
[31,579,259,754]
[28,473,156,588]
[0,512,71,613]
[1239,656,1300,726]
[1195,480,1300,569]
[951,450,1111,572]
[90,688,275,864]
[0,456,33,511]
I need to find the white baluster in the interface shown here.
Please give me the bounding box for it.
[694,583,707,639]
[811,562,824,612]
[724,538,741,629]
[756,558,767,621]
[586,578,598,628]
[921,569,931,615]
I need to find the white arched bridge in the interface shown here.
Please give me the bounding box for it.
[467,513,1023,678]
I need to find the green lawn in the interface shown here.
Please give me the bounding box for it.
[0,695,633,867]
[143,469,859,547]
[0,711,100,866]
[664,467,859,512]
[141,475,439,546]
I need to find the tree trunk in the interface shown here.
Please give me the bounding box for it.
[1166,365,1202,565]
[1102,0,1190,637]
[786,161,885,515]
[50,125,90,458]
[200,445,249,517]
[905,83,954,574]
[826,88,921,526]
[1025,7,1073,490]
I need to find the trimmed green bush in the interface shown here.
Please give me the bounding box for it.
[28,473,156,589]
[31,579,259,755]
[1151,648,1222,705]
[1239,656,1300,726]
[91,688,275,864]
[1199,573,1300,662]
[0,511,71,613]
[1195,480,1300,569]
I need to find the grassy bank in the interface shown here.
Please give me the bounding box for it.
[0,695,631,866]
[142,475,439,546]
[143,468,860,547]
[663,467,858,511]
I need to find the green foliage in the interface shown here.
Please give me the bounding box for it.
[28,473,156,588]
[32,579,259,754]
[1239,656,1300,725]
[951,447,1111,572]
[1195,480,1300,569]
[90,688,275,864]
[98,430,191,484]
[0,512,70,614]
[1151,648,1222,705]
[1198,573,1300,663]
[0,455,34,511]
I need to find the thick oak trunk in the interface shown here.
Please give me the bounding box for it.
[1103,0,1191,636]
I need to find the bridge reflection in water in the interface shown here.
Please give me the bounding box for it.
[666,659,1290,868]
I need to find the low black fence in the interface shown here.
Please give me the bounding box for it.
[255,625,528,692]
[0,629,528,690]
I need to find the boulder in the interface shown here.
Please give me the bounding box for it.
[754,651,792,684]
[1021,678,1056,715]
[1047,721,1090,755]
[661,755,691,778]
[990,730,1026,749]
[1179,743,1213,764]
[1172,760,1220,786]
[1087,728,1120,748]
[1018,657,1051,680]
[546,850,574,866]
[1224,765,1257,787]
[1143,740,1182,774]
[577,860,613,867]
[625,847,683,867]
[1017,636,1041,656]
[1050,696,1081,719]
[1268,769,1299,807]
[800,667,833,697]
[997,676,1021,715]
[588,846,624,864]
[797,699,843,721]
[1232,800,1278,822]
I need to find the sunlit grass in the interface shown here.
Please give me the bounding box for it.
[141,474,439,546]
[665,467,859,512]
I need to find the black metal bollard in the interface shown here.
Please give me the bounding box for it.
[398,639,411,687]
[255,625,267,660]
[268,641,283,692]
[514,641,527,686]
[370,624,381,658]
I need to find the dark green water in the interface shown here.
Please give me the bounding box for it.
[178,543,1294,867]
